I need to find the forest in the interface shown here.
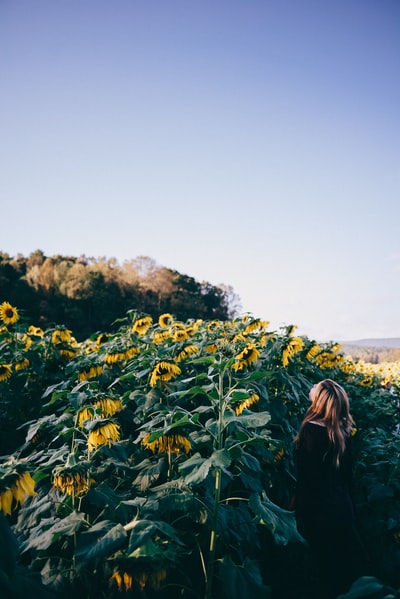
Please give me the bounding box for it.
[0,251,239,339]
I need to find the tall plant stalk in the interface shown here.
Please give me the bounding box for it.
[204,366,226,599]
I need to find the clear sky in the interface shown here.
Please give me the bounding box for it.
[1,0,399,342]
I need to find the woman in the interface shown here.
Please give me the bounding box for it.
[293,379,362,597]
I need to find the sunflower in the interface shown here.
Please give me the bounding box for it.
[159,313,173,328]
[0,301,19,325]
[149,361,181,387]
[305,343,322,361]
[282,337,305,368]
[51,328,72,345]
[142,433,192,454]
[78,407,95,427]
[315,351,337,369]
[87,422,120,451]
[205,343,218,354]
[234,393,260,415]
[176,344,199,362]
[0,364,12,382]
[173,328,189,342]
[96,333,109,346]
[153,330,171,344]
[232,344,260,370]
[15,358,30,371]
[94,398,123,417]
[243,319,269,335]
[53,467,89,496]
[0,471,36,516]
[132,316,153,336]
[59,348,77,359]
[27,325,44,337]
[207,320,220,332]
[79,365,103,381]
[111,571,133,592]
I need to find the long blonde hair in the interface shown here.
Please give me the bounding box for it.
[295,379,355,465]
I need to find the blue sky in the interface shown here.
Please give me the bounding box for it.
[1,0,399,341]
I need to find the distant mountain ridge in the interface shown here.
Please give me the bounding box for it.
[340,338,400,349]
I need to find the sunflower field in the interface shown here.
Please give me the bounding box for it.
[0,300,400,599]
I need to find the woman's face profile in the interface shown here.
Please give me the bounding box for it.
[309,383,317,402]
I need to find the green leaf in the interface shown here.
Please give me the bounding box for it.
[249,492,304,545]
[336,576,385,598]
[74,521,127,563]
[224,411,271,429]
[179,449,232,485]
[216,555,271,599]
[22,511,86,552]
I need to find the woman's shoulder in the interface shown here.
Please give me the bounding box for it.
[301,421,328,441]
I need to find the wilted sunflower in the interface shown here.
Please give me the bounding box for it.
[132,316,153,336]
[79,365,103,381]
[87,422,120,451]
[173,328,189,342]
[159,313,173,328]
[234,393,260,415]
[51,328,72,345]
[0,471,35,516]
[315,351,337,369]
[0,301,19,325]
[78,407,95,427]
[305,343,322,361]
[282,337,305,368]
[94,398,123,417]
[153,330,171,344]
[15,358,30,371]
[0,364,12,382]
[142,433,192,455]
[176,344,199,362]
[205,343,218,354]
[111,571,133,592]
[244,319,269,335]
[149,361,181,387]
[232,344,260,370]
[53,467,90,496]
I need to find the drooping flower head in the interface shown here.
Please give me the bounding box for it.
[232,344,260,370]
[0,471,36,515]
[234,393,260,415]
[176,344,199,362]
[149,361,181,387]
[282,337,305,368]
[132,316,153,336]
[142,433,192,454]
[87,422,121,452]
[0,364,12,382]
[79,365,103,382]
[0,302,19,325]
[51,328,72,345]
[53,467,90,496]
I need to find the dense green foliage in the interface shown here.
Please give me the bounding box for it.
[0,251,239,339]
[1,304,400,599]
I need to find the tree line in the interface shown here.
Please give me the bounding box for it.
[0,250,240,339]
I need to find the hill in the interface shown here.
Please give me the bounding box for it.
[340,339,400,364]
[341,338,400,348]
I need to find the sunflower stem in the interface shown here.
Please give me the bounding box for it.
[204,366,226,599]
